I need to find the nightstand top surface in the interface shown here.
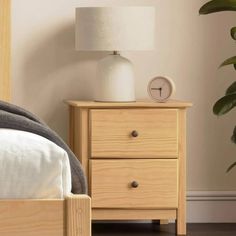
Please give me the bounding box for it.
[66,100,192,108]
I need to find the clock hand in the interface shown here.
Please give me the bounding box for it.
[151,87,162,90]
[151,87,162,97]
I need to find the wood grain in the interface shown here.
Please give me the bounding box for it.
[0,200,65,236]
[66,100,192,108]
[0,0,11,101]
[90,109,178,158]
[67,101,190,235]
[92,209,176,220]
[67,194,91,236]
[0,196,91,236]
[90,159,178,208]
[71,108,89,179]
[69,106,75,150]
[177,109,187,235]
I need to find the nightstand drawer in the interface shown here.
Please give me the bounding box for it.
[90,109,178,158]
[90,159,178,208]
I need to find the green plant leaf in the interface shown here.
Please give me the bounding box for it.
[220,56,236,67]
[226,82,236,95]
[231,126,236,143]
[213,93,236,115]
[231,27,236,39]
[226,162,236,172]
[199,0,236,14]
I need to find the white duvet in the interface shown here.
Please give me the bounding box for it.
[0,129,72,199]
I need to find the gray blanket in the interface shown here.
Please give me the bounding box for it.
[0,100,87,194]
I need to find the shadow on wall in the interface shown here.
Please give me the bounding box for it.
[20,22,107,139]
[22,22,106,92]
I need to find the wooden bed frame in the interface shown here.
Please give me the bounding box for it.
[0,1,91,235]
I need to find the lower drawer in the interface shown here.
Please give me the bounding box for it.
[90,159,178,209]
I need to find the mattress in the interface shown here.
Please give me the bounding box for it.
[0,129,72,199]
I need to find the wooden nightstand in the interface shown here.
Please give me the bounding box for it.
[66,100,192,235]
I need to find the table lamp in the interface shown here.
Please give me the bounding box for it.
[75,7,156,102]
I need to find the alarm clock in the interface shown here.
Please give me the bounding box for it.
[148,76,175,102]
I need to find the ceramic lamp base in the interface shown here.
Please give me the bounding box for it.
[95,54,135,102]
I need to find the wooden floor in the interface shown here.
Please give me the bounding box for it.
[92,223,236,236]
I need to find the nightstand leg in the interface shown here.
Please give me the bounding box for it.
[152,220,168,225]
[177,109,186,235]
[176,209,186,235]
[160,220,169,225]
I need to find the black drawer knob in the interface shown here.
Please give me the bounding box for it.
[131,130,139,138]
[131,181,139,188]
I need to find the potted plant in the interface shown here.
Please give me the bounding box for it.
[199,0,236,171]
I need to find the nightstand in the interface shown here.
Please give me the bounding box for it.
[66,100,192,235]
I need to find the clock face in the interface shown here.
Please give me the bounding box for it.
[148,76,175,102]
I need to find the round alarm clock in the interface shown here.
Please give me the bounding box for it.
[148,76,175,102]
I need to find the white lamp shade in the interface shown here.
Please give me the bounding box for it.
[75,7,156,51]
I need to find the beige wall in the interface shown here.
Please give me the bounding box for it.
[12,0,236,191]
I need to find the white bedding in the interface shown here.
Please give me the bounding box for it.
[0,129,71,199]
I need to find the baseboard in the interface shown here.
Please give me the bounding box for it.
[187,191,236,223]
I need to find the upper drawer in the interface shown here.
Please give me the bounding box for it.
[90,109,178,158]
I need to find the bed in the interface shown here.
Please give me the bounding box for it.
[0,1,91,235]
